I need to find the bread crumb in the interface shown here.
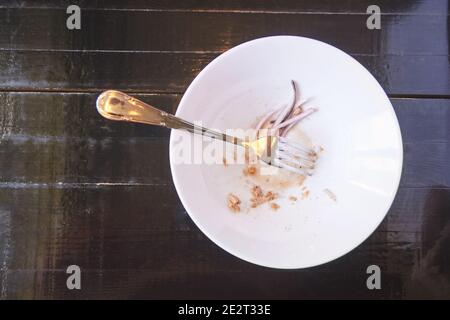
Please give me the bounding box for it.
[251,185,263,198]
[227,193,241,212]
[243,165,257,176]
[270,203,280,211]
[265,191,277,201]
[250,185,278,208]
[324,189,337,202]
[301,190,310,199]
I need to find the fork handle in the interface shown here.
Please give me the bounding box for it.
[96,90,243,145]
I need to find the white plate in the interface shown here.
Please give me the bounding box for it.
[169,36,403,269]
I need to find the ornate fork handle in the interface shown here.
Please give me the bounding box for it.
[97,90,243,146]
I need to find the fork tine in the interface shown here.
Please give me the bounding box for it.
[276,141,316,161]
[272,136,317,175]
[275,150,315,169]
[278,136,316,157]
[277,142,317,166]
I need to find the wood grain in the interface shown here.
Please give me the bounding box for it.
[0,0,449,300]
[1,185,449,299]
[0,94,449,299]
[1,93,448,187]
[0,5,448,95]
[0,51,448,95]
[0,7,447,55]
[1,0,447,14]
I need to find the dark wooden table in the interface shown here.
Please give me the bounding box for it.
[0,0,449,300]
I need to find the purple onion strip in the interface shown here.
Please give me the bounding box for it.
[273,81,298,128]
[275,107,316,131]
[255,104,285,131]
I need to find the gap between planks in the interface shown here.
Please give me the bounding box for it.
[0,49,448,57]
[1,88,450,100]
[0,182,447,190]
[0,6,449,16]
[0,182,171,189]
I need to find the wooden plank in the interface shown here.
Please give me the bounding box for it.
[0,51,448,95]
[0,185,442,238]
[0,268,407,299]
[1,185,449,299]
[1,137,448,187]
[394,98,450,143]
[0,92,181,138]
[0,136,173,185]
[0,51,214,93]
[1,93,448,142]
[0,93,448,187]
[0,7,448,95]
[0,8,447,55]
[1,0,447,14]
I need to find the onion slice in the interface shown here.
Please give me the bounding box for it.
[273,80,298,128]
[255,107,279,131]
[274,108,316,131]
[255,80,316,137]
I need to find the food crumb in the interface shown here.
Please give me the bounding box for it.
[265,191,277,201]
[250,185,278,208]
[243,165,257,176]
[227,193,241,212]
[270,203,280,211]
[324,189,337,202]
[289,196,297,201]
[301,190,310,199]
[251,185,263,198]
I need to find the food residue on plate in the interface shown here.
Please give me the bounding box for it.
[270,203,280,211]
[243,165,257,176]
[225,80,320,213]
[250,185,278,208]
[323,188,337,202]
[227,193,241,212]
[226,185,280,212]
[301,189,310,199]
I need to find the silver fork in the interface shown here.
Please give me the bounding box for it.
[96,90,317,174]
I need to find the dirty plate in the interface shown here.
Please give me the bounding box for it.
[169,36,403,269]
